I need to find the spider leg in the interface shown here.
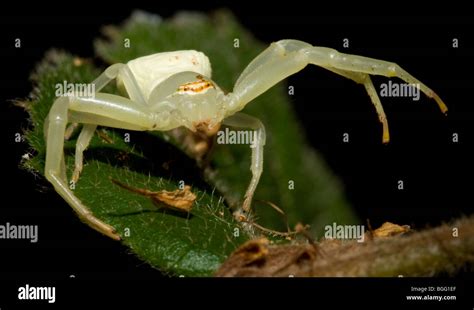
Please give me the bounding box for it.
[71,124,96,183]
[72,64,148,183]
[64,122,80,141]
[322,68,389,143]
[45,93,163,240]
[227,40,447,142]
[222,113,266,217]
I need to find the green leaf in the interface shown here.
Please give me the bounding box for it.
[21,10,358,277]
[96,10,358,233]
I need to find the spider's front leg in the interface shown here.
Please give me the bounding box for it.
[45,91,163,240]
[227,39,447,143]
[222,113,266,219]
[224,39,448,217]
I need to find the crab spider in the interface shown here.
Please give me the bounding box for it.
[44,39,447,240]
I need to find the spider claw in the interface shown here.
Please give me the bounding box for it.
[64,123,79,140]
[382,129,390,144]
[101,227,121,241]
[433,92,448,115]
[83,213,121,241]
[72,168,81,184]
[242,196,252,213]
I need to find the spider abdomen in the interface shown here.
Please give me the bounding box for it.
[119,50,212,101]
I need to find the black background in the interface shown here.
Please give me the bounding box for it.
[0,5,472,308]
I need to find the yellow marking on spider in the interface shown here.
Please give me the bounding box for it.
[178,75,215,94]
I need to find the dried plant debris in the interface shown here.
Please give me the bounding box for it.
[216,238,318,277]
[216,217,474,277]
[111,178,197,212]
[372,222,411,238]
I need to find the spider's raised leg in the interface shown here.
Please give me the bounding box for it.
[223,113,266,216]
[322,68,390,143]
[71,64,148,183]
[45,93,162,240]
[227,39,447,142]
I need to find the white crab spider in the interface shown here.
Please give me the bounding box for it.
[44,39,447,240]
